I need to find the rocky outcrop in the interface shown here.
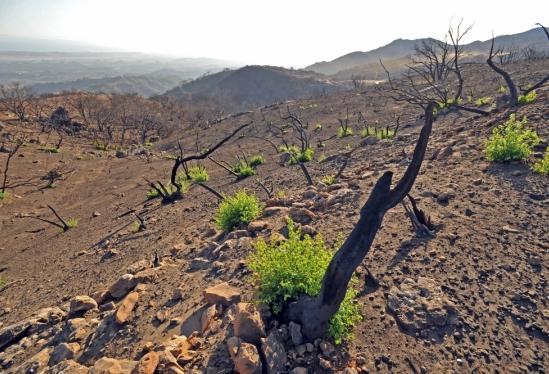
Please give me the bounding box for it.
[387,277,458,340]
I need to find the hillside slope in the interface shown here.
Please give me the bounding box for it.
[0,60,547,373]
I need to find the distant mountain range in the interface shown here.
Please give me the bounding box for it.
[162,65,342,111]
[306,27,549,78]
[29,73,183,97]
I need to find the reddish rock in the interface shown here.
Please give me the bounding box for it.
[136,351,159,374]
[233,303,266,345]
[203,282,241,306]
[115,291,139,324]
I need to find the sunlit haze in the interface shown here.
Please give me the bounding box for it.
[1,0,548,67]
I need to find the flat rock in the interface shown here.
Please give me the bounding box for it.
[90,357,137,374]
[288,207,317,224]
[204,282,241,306]
[69,295,98,315]
[387,277,458,340]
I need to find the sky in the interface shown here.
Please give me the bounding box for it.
[0,0,548,67]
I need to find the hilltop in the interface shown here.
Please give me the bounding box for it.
[162,65,342,111]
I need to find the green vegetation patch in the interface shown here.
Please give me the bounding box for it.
[248,220,361,344]
[533,150,549,176]
[215,190,263,232]
[485,114,540,162]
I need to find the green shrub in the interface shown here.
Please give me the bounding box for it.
[146,188,160,200]
[0,191,8,200]
[533,150,549,176]
[130,220,141,233]
[337,127,353,138]
[315,123,322,131]
[93,141,108,151]
[276,190,287,199]
[188,165,209,182]
[0,276,5,288]
[475,96,493,107]
[518,90,537,105]
[317,153,327,162]
[498,85,507,94]
[249,155,265,167]
[322,175,336,185]
[39,146,60,153]
[279,145,314,164]
[248,220,361,344]
[232,162,256,178]
[215,190,262,232]
[485,114,540,162]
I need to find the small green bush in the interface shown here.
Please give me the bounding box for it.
[146,188,160,200]
[188,165,209,182]
[314,123,322,131]
[485,114,540,162]
[498,85,507,94]
[518,90,537,105]
[232,162,256,178]
[280,145,314,165]
[248,220,361,344]
[249,155,265,167]
[64,218,78,231]
[533,150,549,176]
[337,127,354,138]
[93,141,108,151]
[322,175,336,185]
[475,96,493,107]
[0,276,6,288]
[0,191,8,200]
[215,190,262,232]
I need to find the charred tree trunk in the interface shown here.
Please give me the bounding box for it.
[287,102,435,340]
[298,162,313,186]
[487,38,518,107]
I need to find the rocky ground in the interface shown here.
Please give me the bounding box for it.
[0,61,547,373]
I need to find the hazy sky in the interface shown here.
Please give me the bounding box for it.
[0,0,548,66]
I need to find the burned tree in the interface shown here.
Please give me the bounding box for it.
[487,23,549,107]
[148,121,251,203]
[0,82,33,122]
[23,205,76,232]
[1,139,23,194]
[383,21,488,116]
[288,22,489,340]
[288,101,436,339]
[262,107,315,185]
